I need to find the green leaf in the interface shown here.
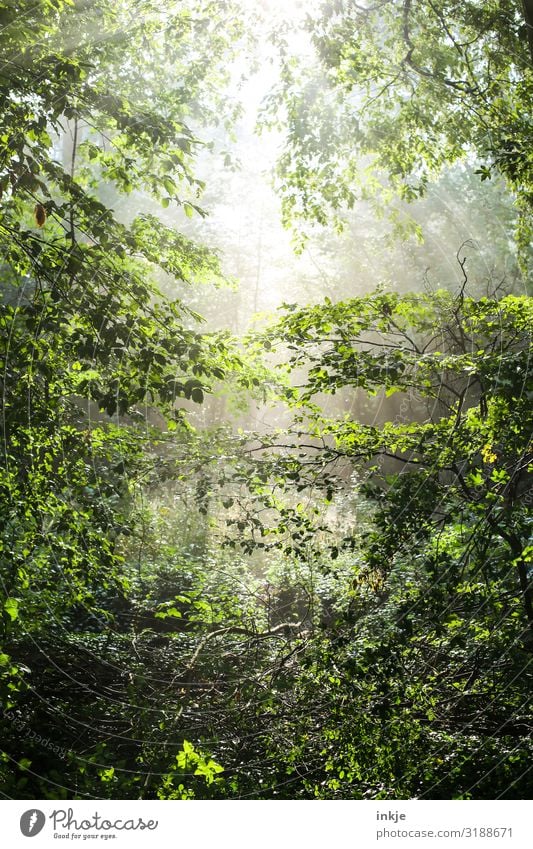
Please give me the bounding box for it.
[4,598,19,622]
[155,606,182,619]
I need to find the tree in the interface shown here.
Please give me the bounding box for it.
[264,0,533,264]
[249,283,533,798]
[265,285,533,628]
[0,0,248,797]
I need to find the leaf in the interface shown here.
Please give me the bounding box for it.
[162,176,176,195]
[182,740,195,756]
[4,598,19,622]
[155,606,182,619]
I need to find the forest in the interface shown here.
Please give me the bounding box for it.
[0,0,532,800]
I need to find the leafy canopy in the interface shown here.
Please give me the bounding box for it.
[264,0,533,251]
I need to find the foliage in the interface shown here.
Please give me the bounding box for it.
[263,0,533,262]
[0,0,531,803]
[244,284,533,797]
[0,0,249,798]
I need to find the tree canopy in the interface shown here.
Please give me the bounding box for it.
[264,0,533,262]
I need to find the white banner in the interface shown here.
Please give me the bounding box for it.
[0,800,530,849]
